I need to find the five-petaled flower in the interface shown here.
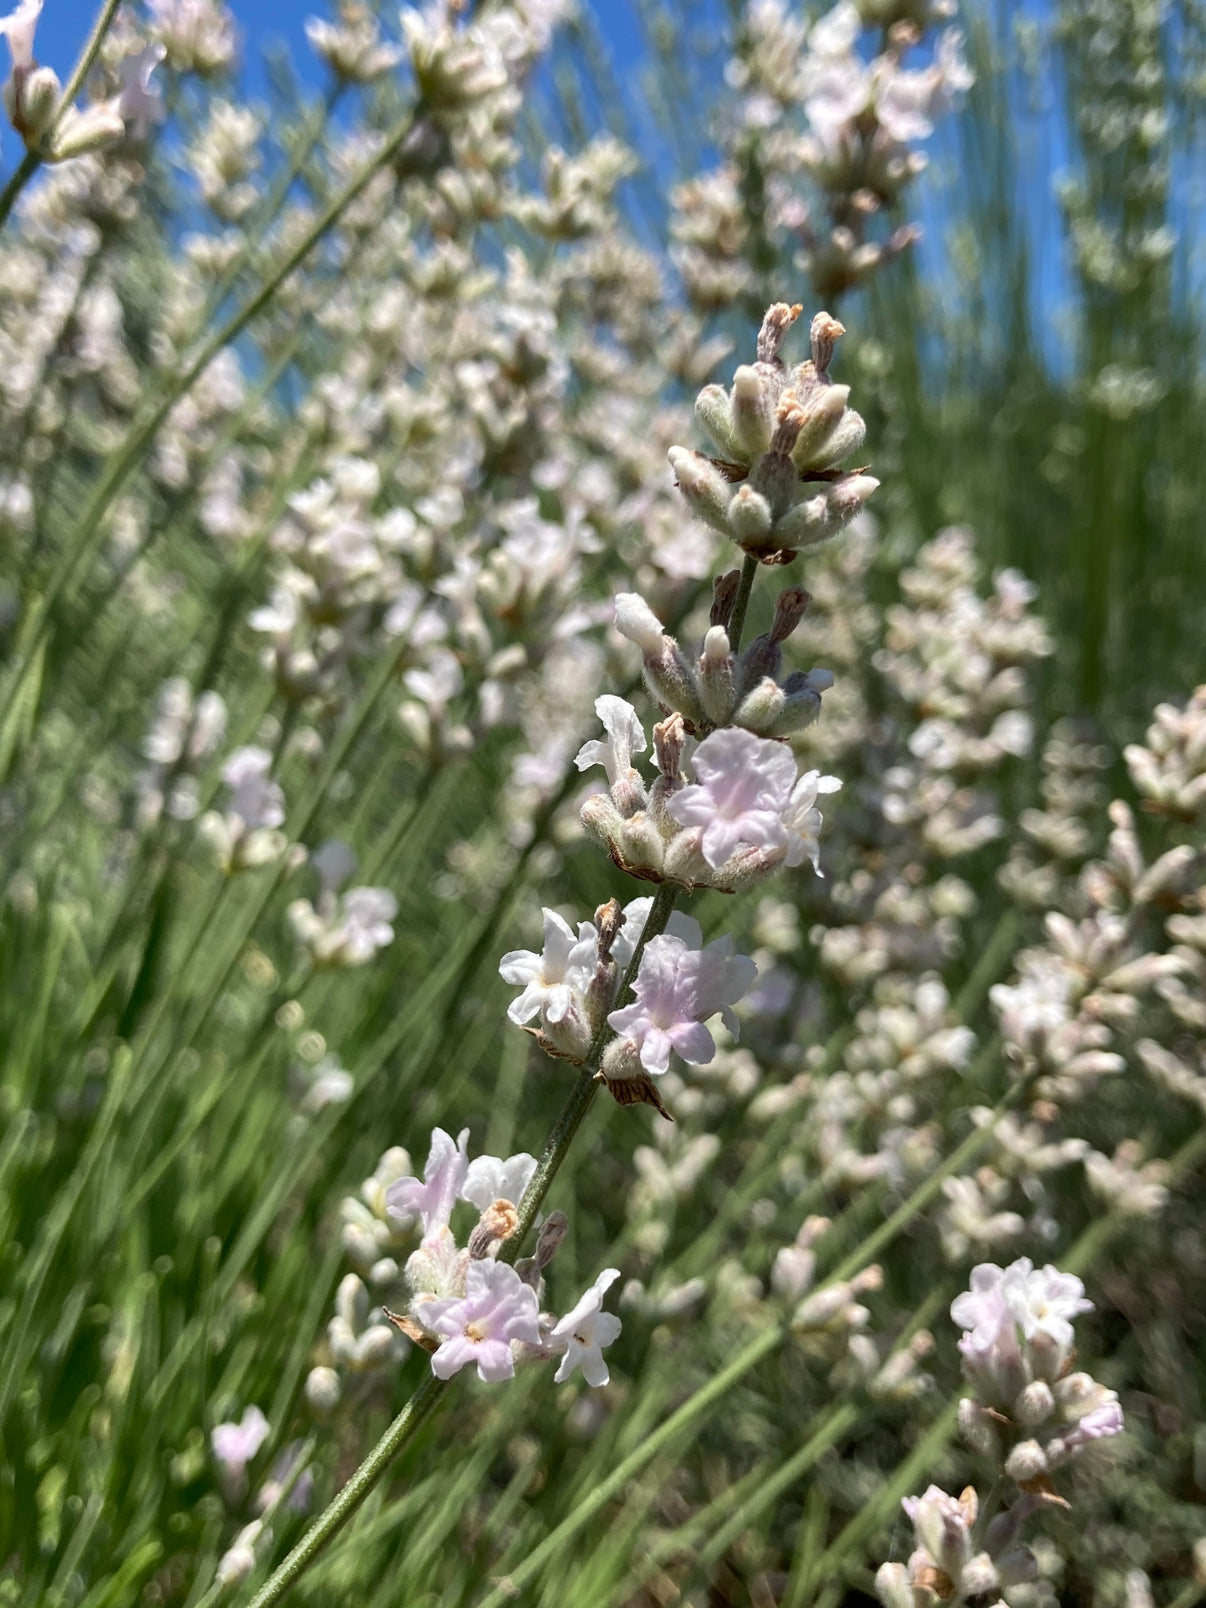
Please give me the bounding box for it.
[424,1260,541,1383]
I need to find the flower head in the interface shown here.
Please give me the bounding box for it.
[386,1127,470,1240]
[212,1405,270,1475]
[668,727,796,869]
[607,927,756,1075]
[549,1267,622,1386]
[424,1259,541,1383]
[498,907,597,1026]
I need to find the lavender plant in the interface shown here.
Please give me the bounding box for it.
[0,1,1204,1606]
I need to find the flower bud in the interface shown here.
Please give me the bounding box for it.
[667,447,734,532]
[959,1552,999,1597]
[729,365,775,457]
[873,1562,914,1608]
[305,1365,342,1417]
[958,1395,1001,1460]
[1004,1438,1049,1482]
[1015,1379,1055,1425]
[695,383,742,459]
[697,626,736,724]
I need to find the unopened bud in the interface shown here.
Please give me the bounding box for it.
[1004,1438,1049,1483]
[729,365,775,457]
[668,447,735,532]
[697,626,736,724]
[1016,1379,1055,1425]
[695,383,742,460]
[305,1365,342,1417]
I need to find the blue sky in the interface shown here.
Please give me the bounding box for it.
[34,0,649,91]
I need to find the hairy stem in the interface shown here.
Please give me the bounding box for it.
[726,552,761,654]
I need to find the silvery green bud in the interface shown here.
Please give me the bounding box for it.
[959,1553,999,1597]
[305,1365,342,1417]
[695,384,742,460]
[762,669,833,737]
[355,1323,399,1370]
[873,1562,914,1608]
[667,447,734,532]
[958,1396,1001,1459]
[733,677,785,736]
[789,383,851,468]
[1004,1438,1049,1482]
[10,65,60,142]
[728,483,774,542]
[730,365,775,457]
[697,626,736,724]
[1016,1379,1055,1425]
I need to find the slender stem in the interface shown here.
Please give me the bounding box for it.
[56,0,123,113]
[241,1376,445,1608]
[726,553,760,654]
[0,149,39,233]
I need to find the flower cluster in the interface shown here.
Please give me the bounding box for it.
[383,1129,622,1387]
[953,1258,1123,1484]
[578,691,840,893]
[197,745,288,871]
[287,841,397,968]
[670,1,973,309]
[667,304,876,564]
[879,1258,1124,1608]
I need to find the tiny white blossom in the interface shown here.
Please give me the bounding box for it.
[574,694,647,790]
[549,1267,622,1386]
[460,1152,538,1212]
[498,908,597,1026]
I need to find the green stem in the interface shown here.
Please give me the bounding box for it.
[726,553,760,654]
[0,149,39,234]
[239,1376,444,1608]
[56,0,124,114]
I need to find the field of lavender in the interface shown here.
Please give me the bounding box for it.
[1,0,1204,1605]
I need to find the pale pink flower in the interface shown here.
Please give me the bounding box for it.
[667,727,797,869]
[549,1268,622,1386]
[386,1128,470,1240]
[607,930,757,1075]
[424,1260,541,1383]
[212,1405,270,1474]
